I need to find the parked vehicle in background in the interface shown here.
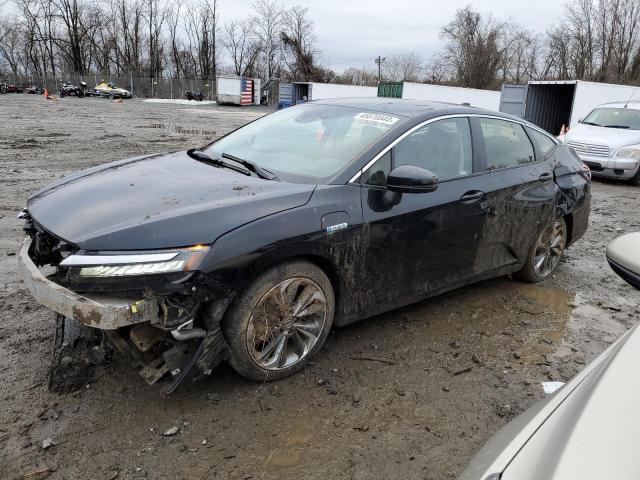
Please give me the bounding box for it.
[25,85,43,94]
[459,232,640,480]
[563,102,640,185]
[185,90,204,101]
[93,81,132,99]
[1,81,23,94]
[17,99,590,394]
[59,81,87,98]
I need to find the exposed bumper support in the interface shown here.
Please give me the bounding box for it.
[18,237,160,329]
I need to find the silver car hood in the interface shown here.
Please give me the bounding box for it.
[565,123,640,150]
[459,324,640,480]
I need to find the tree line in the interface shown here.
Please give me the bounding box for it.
[2,0,640,90]
[0,0,329,81]
[338,0,640,89]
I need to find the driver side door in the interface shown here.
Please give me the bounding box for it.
[357,116,491,313]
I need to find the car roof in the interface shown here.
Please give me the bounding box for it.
[598,101,640,110]
[310,96,518,121]
[312,97,511,118]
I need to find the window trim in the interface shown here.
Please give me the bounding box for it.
[349,113,557,184]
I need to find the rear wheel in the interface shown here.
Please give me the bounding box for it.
[515,217,567,283]
[223,261,335,381]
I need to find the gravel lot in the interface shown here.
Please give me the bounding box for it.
[1,94,639,480]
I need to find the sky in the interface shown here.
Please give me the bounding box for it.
[221,0,566,71]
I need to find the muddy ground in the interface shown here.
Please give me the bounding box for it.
[1,95,639,480]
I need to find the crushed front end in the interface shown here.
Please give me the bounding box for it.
[18,211,231,394]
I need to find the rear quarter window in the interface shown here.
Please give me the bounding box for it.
[479,118,535,170]
[526,127,558,158]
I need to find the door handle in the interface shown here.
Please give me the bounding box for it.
[460,190,485,203]
[539,172,553,182]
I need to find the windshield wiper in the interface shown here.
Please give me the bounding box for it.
[187,149,250,176]
[222,153,279,180]
[582,121,601,126]
[604,124,630,129]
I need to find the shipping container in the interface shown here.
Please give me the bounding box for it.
[216,76,261,106]
[499,80,640,135]
[392,82,501,110]
[261,78,292,107]
[264,81,377,107]
[378,82,403,98]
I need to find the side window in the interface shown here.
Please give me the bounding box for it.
[394,118,473,180]
[526,126,557,158]
[479,118,535,170]
[363,150,391,186]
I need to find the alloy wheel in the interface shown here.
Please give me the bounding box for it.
[533,220,567,278]
[246,277,327,371]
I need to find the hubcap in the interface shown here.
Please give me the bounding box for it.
[533,220,566,278]
[246,277,327,371]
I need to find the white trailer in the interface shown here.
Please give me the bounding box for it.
[216,76,261,105]
[400,82,502,110]
[309,83,377,100]
[499,80,640,135]
[286,82,377,105]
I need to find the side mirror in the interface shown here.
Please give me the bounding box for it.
[387,165,438,193]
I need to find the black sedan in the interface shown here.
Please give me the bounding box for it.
[18,98,591,392]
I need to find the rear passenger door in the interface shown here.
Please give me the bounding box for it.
[472,117,559,272]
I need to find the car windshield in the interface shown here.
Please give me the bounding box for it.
[583,107,640,130]
[205,103,404,181]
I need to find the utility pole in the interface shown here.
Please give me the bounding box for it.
[375,56,385,84]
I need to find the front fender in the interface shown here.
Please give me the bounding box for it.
[200,185,364,320]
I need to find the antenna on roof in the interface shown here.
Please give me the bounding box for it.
[625,86,637,108]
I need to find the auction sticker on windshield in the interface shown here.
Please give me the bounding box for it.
[354,112,399,125]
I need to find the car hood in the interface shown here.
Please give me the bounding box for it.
[565,123,640,150]
[459,324,640,480]
[27,151,315,250]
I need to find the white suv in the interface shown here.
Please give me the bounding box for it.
[564,101,640,185]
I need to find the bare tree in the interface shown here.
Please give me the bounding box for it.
[223,19,259,76]
[438,6,511,89]
[252,0,283,79]
[382,52,423,82]
[280,5,320,80]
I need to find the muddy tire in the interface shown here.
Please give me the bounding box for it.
[515,217,567,283]
[223,261,335,382]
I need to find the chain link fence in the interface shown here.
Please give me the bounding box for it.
[1,72,217,100]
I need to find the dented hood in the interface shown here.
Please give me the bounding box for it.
[27,151,315,250]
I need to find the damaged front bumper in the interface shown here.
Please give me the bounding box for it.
[18,237,161,329]
[18,237,230,393]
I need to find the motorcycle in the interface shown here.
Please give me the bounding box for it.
[185,90,204,101]
[59,81,87,98]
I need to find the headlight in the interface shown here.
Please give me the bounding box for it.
[59,245,209,277]
[615,145,640,160]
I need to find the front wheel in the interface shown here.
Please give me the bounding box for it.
[629,166,640,186]
[223,261,335,381]
[515,217,567,283]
